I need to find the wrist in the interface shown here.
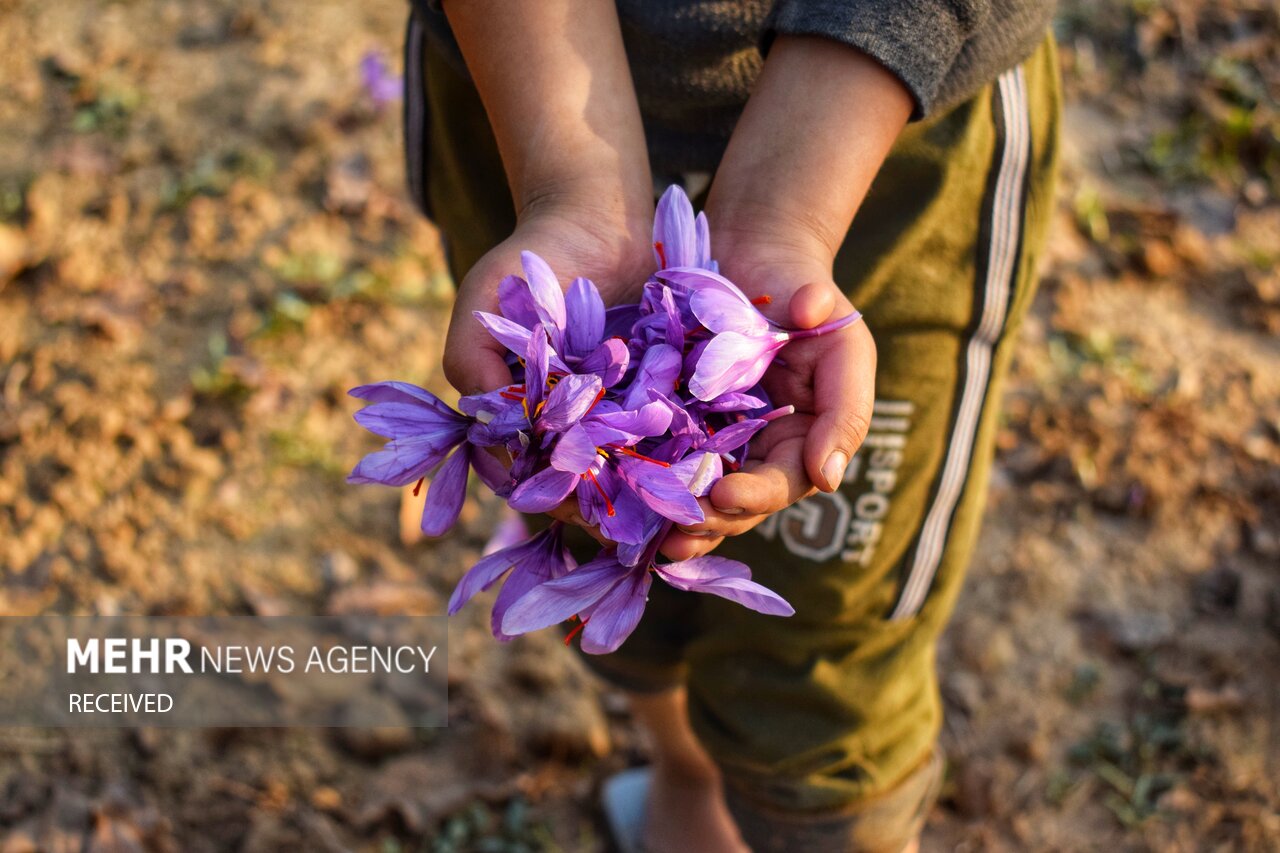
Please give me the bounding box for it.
[459,190,655,308]
[708,201,842,271]
[515,170,652,230]
[708,218,840,327]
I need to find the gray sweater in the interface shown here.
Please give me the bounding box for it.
[414,0,1056,174]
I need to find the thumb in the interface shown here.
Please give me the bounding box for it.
[445,340,513,396]
[443,310,513,396]
[444,259,518,394]
[803,322,876,492]
[788,281,837,330]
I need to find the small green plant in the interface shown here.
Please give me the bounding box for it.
[429,798,552,853]
[1067,708,1190,828]
[70,77,141,137]
[190,332,253,401]
[1073,184,1110,244]
[1065,662,1102,704]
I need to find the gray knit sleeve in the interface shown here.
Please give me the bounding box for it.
[762,0,992,120]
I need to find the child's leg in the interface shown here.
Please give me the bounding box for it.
[587,35,1062,852]
[627,687,747,852]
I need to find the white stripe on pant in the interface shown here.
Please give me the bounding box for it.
[889,66,1031,621]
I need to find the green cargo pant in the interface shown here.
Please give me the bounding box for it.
[407,19,1060,849]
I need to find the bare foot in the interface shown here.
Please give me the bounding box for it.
[642,760,748,853]
[625,688,747,853]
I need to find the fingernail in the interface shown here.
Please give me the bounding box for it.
[677,525,717,538]
[716,506,744,515]
[822,452,848,490]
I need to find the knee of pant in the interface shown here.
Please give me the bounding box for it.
[682,625,943,812]
[722,744,945,853]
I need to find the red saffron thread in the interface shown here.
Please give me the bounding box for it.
[412,477,425,497]
[585,470,615,516]
[654,241,668,268]
[564,616,589,645]
[615,446,671,467]
[586,386,607,414]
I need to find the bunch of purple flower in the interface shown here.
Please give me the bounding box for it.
[348,187,860,653]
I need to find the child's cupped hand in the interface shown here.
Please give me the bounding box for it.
[443,199,655,540]
[659,221,877,562]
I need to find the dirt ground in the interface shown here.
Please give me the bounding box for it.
[0,0,1277,850]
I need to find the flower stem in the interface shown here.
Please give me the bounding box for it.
[789,310,863,340]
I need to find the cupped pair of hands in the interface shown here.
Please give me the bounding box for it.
[442,201,877,563]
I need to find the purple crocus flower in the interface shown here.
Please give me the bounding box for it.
[448,522,576,641]
[509,394,702,533]
[477,254,629,386]
[347,382,500,536]
[501,534,792,655]
[657,267,863,400]
[360,52,401,107]
[652,185,715,272]
[347,382,470,487]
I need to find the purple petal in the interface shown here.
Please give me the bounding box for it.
[524,325,550,411]
[650,392,699,438]
[602,486,650,545]
[622,344,682,409]
[616,457,704,525]
[654,554,750,582]
[690,288,771,335]
[459,388,516,418]
[580,569,652,654]
[617,510,666,567]
[360,53,401,106]
[353,401,468,440]
[701,419,767,454]
[654,556,794,616]
[498,274,539,329]
[474,311,532,356]
[499,556,627,635]
[473,311,569,376]
[692,392,768,414]
[575,466,646,544]
[467,412,526,448]
[578,337,630,388]
[349,382,456,410]
[520,251,566,334]
[347,436,455,486]
[508,465,578,512]
[689,575,795,616]
[448,538,529,614]
[689,332,785,401]
[538,372,602,433]
[421,445,471,537]
[653,185,697,269]
[551,423,601,474]
[564,277,605,358]
[693,211,712,269]
[469,445,512,491]
[604,304,642,339]
[655,267,753,306]
[490,526,575,640]
[658,286,685,351]
[588,400,673,445]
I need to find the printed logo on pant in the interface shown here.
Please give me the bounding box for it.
[758,399,913,563]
